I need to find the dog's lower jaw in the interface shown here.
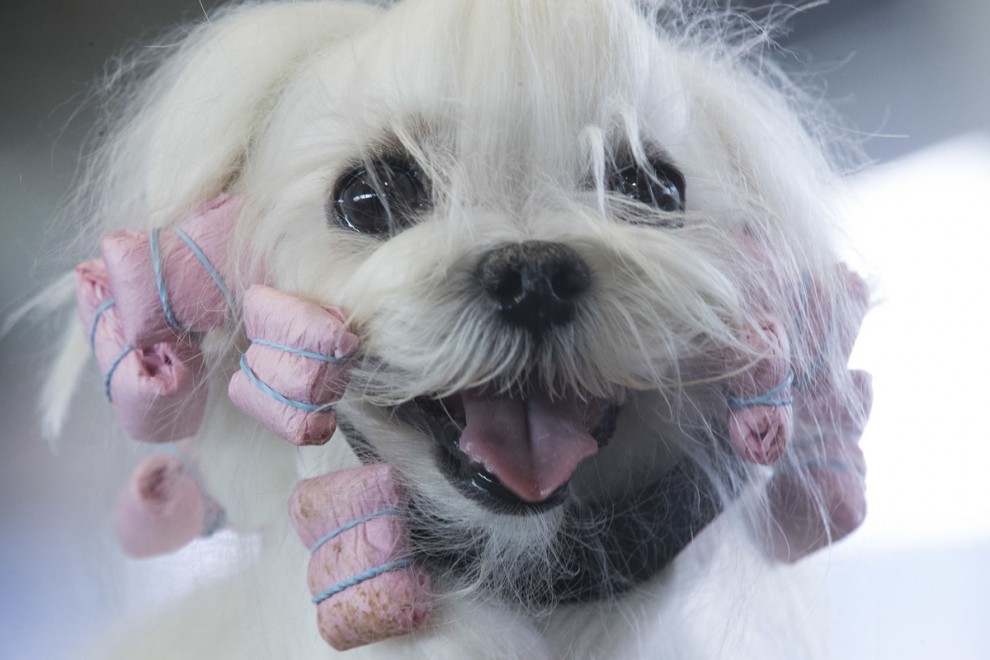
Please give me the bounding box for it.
[405,457,725,610]
[336,397,728,610]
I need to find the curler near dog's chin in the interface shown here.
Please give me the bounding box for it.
[289,465,431,651]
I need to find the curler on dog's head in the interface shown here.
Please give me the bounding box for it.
[75,259,207,442]
[791,264,872,395]
[101,194,241,348]
[228,285,358,446]
[768,369,872,562]
[723,317,794,466]
[710,261,872,561]
[764,266,873,562]
[761,267,872,561]
[77,200,362,445]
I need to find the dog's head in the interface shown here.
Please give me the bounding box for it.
[63,0,869,610]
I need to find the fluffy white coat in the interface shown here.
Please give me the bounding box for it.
[45,1,866,657]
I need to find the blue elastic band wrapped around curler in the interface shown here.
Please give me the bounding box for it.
[251,338,348,364]
[238,353,334,413]
[310,558,414,605]
[150,226,235,335]
[103,345,135,403]
[89,299,115,352]
[150,229,182,333]
[175,227,236,317]
[309,508,402,555]
[726,371,794,410]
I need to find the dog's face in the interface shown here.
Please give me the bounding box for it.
[81,0,845,606]
[214,0,843,601]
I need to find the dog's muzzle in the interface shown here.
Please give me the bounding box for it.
[391,241,609,513]
[347,240,612,513]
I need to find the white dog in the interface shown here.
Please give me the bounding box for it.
[44,1,872,658]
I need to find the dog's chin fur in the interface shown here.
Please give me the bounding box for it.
[46,1,864,658]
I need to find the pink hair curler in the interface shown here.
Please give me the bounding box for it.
[101,194,241,348]
[766,266,873,561]
[75,259,207,442]
[723,317,794,466]
[289,464,431,651]
[768,370,871,561]
[115,448,225,558]
[791,265,872,395]
[227,285,358,446]
[716,263,872,560]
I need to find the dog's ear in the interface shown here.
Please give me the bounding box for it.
[102,2,382,228]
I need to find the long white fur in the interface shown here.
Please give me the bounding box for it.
[45,1,865,657]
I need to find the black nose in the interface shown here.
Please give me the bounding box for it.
[476,241,591,333]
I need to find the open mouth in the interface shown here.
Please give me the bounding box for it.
[394,386,620,514]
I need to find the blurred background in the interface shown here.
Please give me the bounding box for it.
[2,1,988,658]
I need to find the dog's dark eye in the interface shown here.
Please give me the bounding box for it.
[608,159,685,214]
[330,158,429,235]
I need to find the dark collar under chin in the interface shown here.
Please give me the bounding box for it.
[411,459,727,607]
[338,415,733,607]
[552,459,725,604]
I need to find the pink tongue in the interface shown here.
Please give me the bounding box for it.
[459,389,598,503]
